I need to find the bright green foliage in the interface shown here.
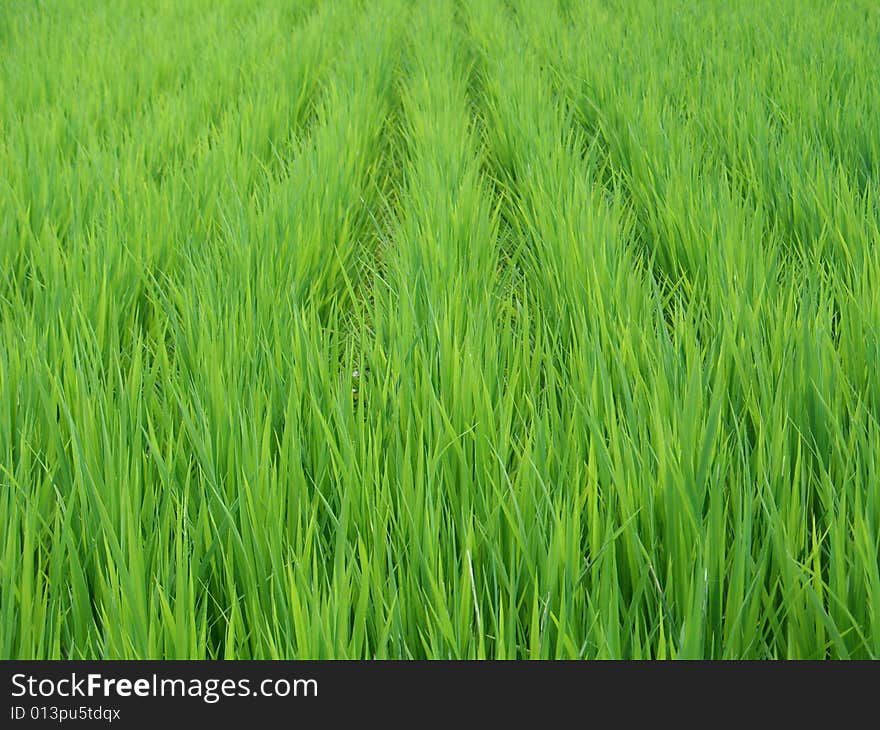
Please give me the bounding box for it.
[2,0,880,659]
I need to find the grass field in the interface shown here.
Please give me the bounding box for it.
[2,0,880,659]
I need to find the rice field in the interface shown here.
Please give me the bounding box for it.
[2,0,880,659]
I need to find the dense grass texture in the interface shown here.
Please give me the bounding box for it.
[2,0,880,659]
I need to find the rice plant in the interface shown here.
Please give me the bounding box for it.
[2,0,879,659]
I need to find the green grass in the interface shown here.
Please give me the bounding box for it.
[2,0,880,659]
